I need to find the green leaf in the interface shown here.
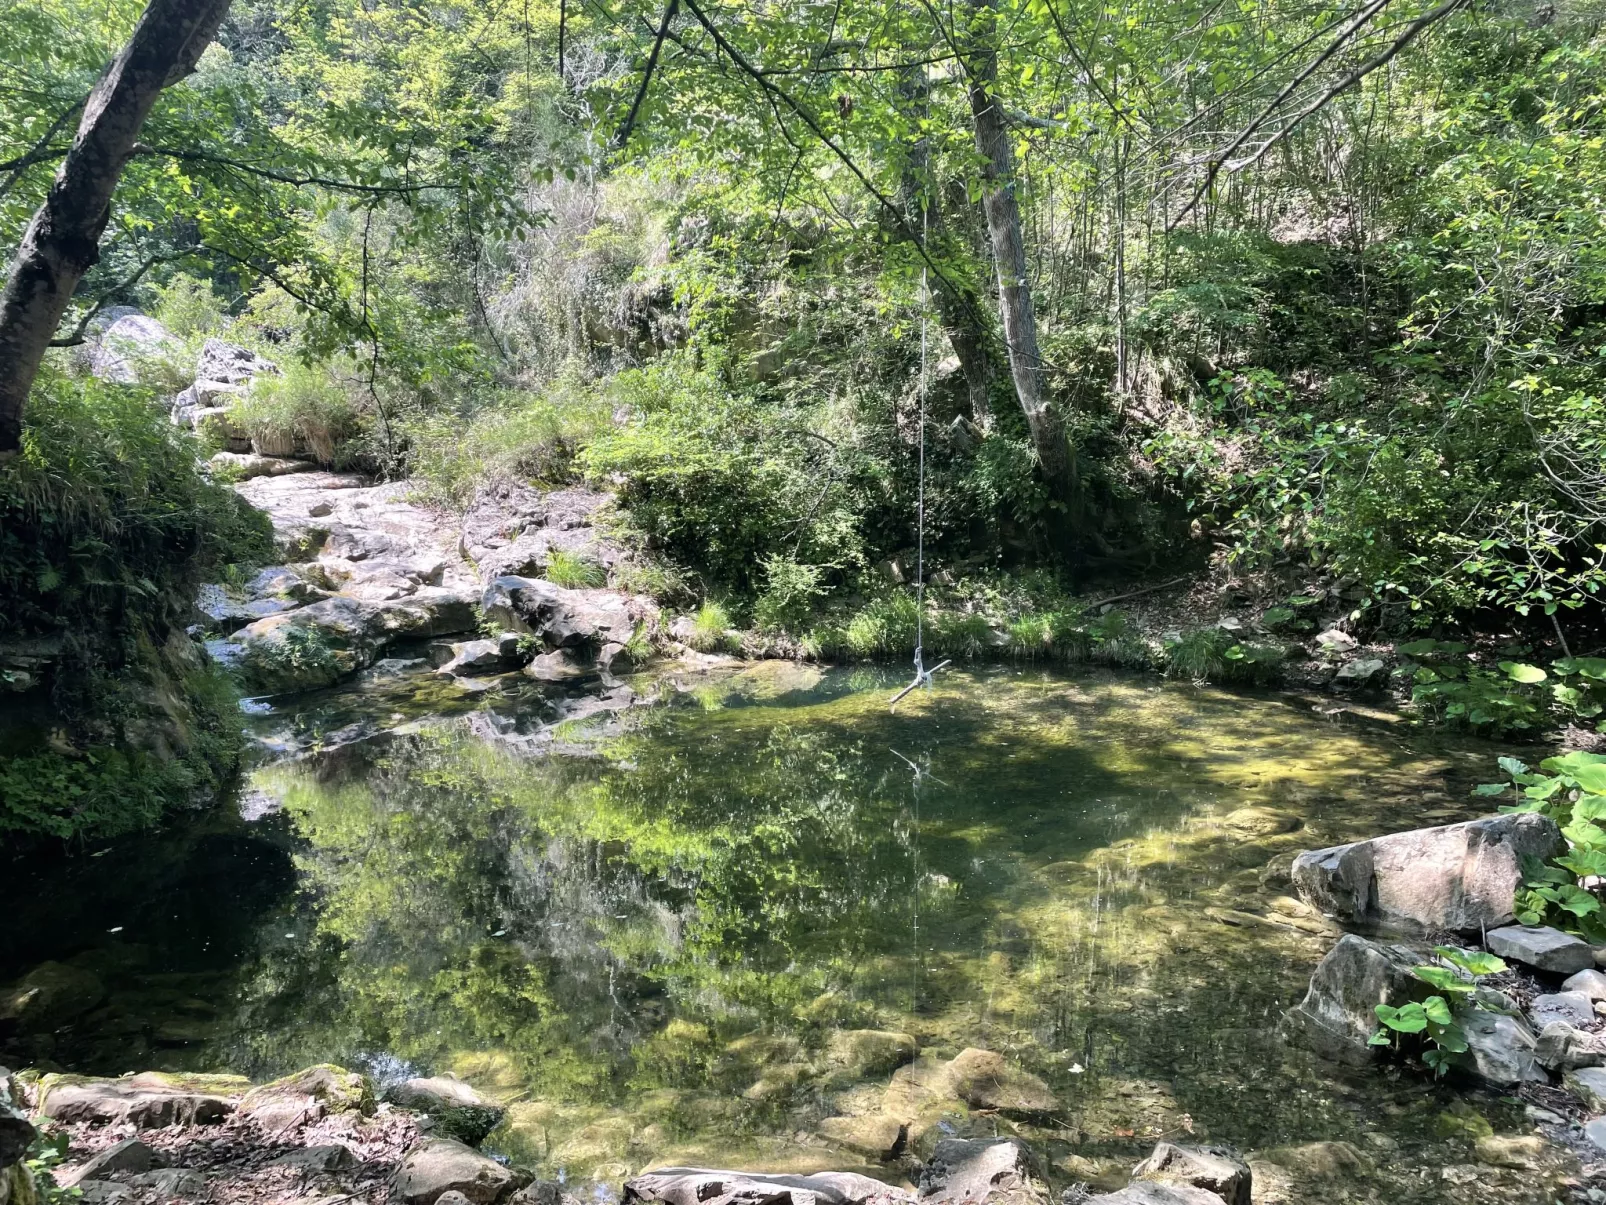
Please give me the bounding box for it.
[1435,946,1507,976]
[1500,661,1548,684]
[1422,995,1455,1026]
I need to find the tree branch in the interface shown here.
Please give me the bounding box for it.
[129,144,450,195]
[613,0,680,151]
[48,251,182,347]
[0,98,85,199]
[1229,0,1469,177]
[1167,0,1394,231]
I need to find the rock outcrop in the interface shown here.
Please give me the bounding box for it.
[1291,814,1564,934]
[1280,934,1421,1064]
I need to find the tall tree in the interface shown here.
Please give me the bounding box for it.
[961,0,1074,500]
[0,0,231,456]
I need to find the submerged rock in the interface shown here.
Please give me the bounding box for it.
[1473,1135,1552,1170]
[825,1029,918,1077]
[1280,935,1419,1064]
[1130,1143,1250,1205]
[1486,925,1595,974]
[0,962,107,1033]
[1291,814,1564,934]
[818,1114,905,1160]
[945,1048,1057,1115]
[385,1076,505,1147]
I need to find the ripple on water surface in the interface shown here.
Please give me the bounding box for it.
[0,664,1563,1202]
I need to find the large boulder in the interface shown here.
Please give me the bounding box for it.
[196,338,278,385]
[35,1072,247,1128]
[393,1137,526,1205]
[231,590,476,692]
[481,576,650,653]
[1280,935,1421,1064]
[87,312,178,383]
[1130,1144,1250,1205]
[1291,813,1564,934]
[0,1070,32,1177]
[919,1138,1046,1205]
[626,1169,912,1205]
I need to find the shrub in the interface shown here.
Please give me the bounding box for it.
[230,360,362,466]
[753,556,828,632]
[409,377,614,508]
[546,548,607,589]
[686,601,736,653]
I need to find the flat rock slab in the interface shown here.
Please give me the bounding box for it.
[1088,1187,1224,1205]
[36,1072,247,1128]
[1292,813,1564,934]
[626,1169,914,1205]
[1487,925,1595,974]
[1530,991,1596,1029]
[818,1114,906,1160]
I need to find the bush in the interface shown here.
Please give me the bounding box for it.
[546,548,608,589]
[0,370,273,644]
[229,360,362,466]
[408,376,614,508]
[685,600,736,653]
[0,373,269,840]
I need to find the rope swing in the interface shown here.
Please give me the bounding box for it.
[891,252,950,711]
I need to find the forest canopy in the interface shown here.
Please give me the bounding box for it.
[3,0,1606,638]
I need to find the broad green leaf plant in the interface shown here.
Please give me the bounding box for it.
[1481,751,1606,941]
[1370,946,1508,1077]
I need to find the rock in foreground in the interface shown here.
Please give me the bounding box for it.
[394,1136,526,1205]
[1291,814,1564,934]
[1280,935,1420,1064]
[626,1168,913,1205]
[1130,1143,1250,1205]
[1486,925,1595,974]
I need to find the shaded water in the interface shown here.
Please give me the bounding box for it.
[0,663,1561,1200]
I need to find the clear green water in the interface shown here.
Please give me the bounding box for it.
[0,663,1568,1201]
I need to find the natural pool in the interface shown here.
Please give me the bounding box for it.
[0,662,1570,1202]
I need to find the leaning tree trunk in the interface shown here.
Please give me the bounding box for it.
[0,0,232,455]
[963,0,1075,499]
[897,63,995,429]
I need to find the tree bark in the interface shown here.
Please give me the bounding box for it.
[0,0,231,455]
[962,0,1075,498]
[897,64,995,429]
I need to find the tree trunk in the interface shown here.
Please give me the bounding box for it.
[962,0,1075,498]
[0,0,231,455]
[897,65,995,429]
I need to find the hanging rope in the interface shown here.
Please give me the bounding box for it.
[891,223,950,711]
